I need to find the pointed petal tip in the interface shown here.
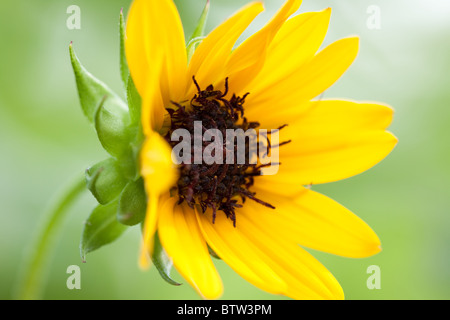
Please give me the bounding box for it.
[325,283,345,300]
[138,254,152,271]
[323,276,345,300]
[342,35,360,48]
[254,1,265,10]
[339,35,360,49]
[334,290,345,300]
[199,286,224,301]
[339,36,360,59]
[359,240,383,258]
[351,35,361,44]
[259,1,265,11]
[390,131,399,143]
[240,0,265,12]
[355,227,383,258]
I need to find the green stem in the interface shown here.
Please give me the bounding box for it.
[14,174,86,300]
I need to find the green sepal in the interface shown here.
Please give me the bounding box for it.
[187,37,206,63]
[94,95,133,160]
[125,74,144,180]
[208,245,221,260]
[85,158,128,205]
[80,200,127,262]
[187,0,210,43]
[70,42,138,177]
[126,74,142,126]
[117,178,146,226]
[69,42,128,123]
[119,8,129,91]
[152,232,181,286]
[186,0,210,62]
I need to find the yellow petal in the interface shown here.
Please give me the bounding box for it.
[141,51,165,133]
[126,0,187,104]
[244,8,331,106]
[265,130,397,185]
[238,207,344,299]
[140,132,178,193]
[196,208,287,295]
[197,205,342,299]
[258,99,397,185]
[139,192,171,269]
[252,175,306,197]
[247,37,360,110]
[185,2,264,98]
[139,132,178,268]
[224,0,302,95]
[158,202,223,299]
[287,99,395,134]
[248,187,382,258]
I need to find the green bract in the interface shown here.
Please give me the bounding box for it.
[152,232,181,286]
[186,0,209,62]
[80,200,127,262]
[117,178,146,226]
[85,158,128,205]
[70,9,145,263]
[70,3,210,285]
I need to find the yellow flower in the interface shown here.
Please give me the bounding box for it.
[125,0,397,300]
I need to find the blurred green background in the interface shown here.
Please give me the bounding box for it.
[1,0,449,300]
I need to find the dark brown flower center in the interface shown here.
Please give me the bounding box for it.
[165,77,288,226]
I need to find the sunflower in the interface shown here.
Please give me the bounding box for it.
[126,0,397,300]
